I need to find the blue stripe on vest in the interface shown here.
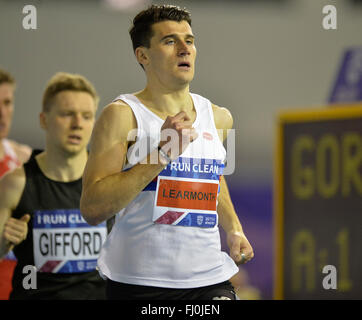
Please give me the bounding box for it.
[176,212,217,228]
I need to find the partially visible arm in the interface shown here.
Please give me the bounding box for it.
[80,102,166,226]
[213,104,254,264]
[217,175,243,235]
[217,174,253,264]
[212,103,240,234]
[0,167,27,258]
[81,101,198,226]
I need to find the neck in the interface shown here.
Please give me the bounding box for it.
[36,147,88,182]
[136,83,193,116]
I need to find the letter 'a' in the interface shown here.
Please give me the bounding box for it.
[22,5,37,30]
[322,5,337,30]
[22,265,37,290]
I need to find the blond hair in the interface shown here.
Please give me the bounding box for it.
[42,72,99,112]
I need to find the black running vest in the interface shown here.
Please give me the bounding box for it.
[10,151,106,300]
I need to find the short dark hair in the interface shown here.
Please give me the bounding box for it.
[129,4,192,52]
[0,68,16,86]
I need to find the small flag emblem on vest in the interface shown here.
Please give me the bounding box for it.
[203,132,213,140]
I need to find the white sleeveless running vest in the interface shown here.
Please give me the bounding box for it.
[97,93,238,288]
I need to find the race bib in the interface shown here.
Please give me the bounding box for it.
[153,157,224,228]
[33,209,107,273]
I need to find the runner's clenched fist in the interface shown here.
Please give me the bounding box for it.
[3,214,30,245]
[159,111,198,161]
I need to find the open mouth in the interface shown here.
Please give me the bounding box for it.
[178,62,191,69]
[68,134,82,144]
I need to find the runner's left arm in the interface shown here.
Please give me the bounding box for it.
[212,104,254,264]
[217,175,254,264]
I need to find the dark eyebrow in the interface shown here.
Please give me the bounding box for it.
[160,34,195,42]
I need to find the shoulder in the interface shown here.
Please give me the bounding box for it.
[103,100,135,117]
[9,140,32,164]
[211,103,233,131]
[0,166,26,209]
[0,166,26,190]
[96,101,137,132]
[90,101,138,150]
[98,101,137,130]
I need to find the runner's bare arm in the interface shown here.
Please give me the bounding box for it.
[80,102,167,226]
[217,175,243,234]
[0,168,27,258]
[213,104,254,264]
[212,104,242,233]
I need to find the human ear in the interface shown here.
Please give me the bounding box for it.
[39,112,47,130]
[135,47,149,67]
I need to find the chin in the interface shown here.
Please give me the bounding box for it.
[62,145,84,156]
[176,76,193,86]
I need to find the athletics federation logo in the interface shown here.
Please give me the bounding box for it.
[197,215,204,226]
[77,261,85,271]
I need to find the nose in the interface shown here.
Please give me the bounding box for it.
[71,113,83,129]
[177,41,190,57]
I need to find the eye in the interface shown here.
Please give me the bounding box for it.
[83,113,93,120]
[165,39,175,45]
[4,99,12,106]
[59,111,73,117]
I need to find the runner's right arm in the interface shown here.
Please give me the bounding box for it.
[80,102,197,226]
[0,168,28,258]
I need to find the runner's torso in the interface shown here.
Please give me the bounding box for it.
[97,93,238,288]
[11,151,107,299]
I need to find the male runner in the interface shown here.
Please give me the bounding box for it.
[0,68,32,299]
[0,72,107,299]
[81,5,253,300]
[0,68,31,177]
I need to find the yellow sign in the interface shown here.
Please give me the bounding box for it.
[274,104,362,299]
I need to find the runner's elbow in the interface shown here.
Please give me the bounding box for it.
[80,194,121,226]
[80,210,98,226]
[80,196,102,226]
